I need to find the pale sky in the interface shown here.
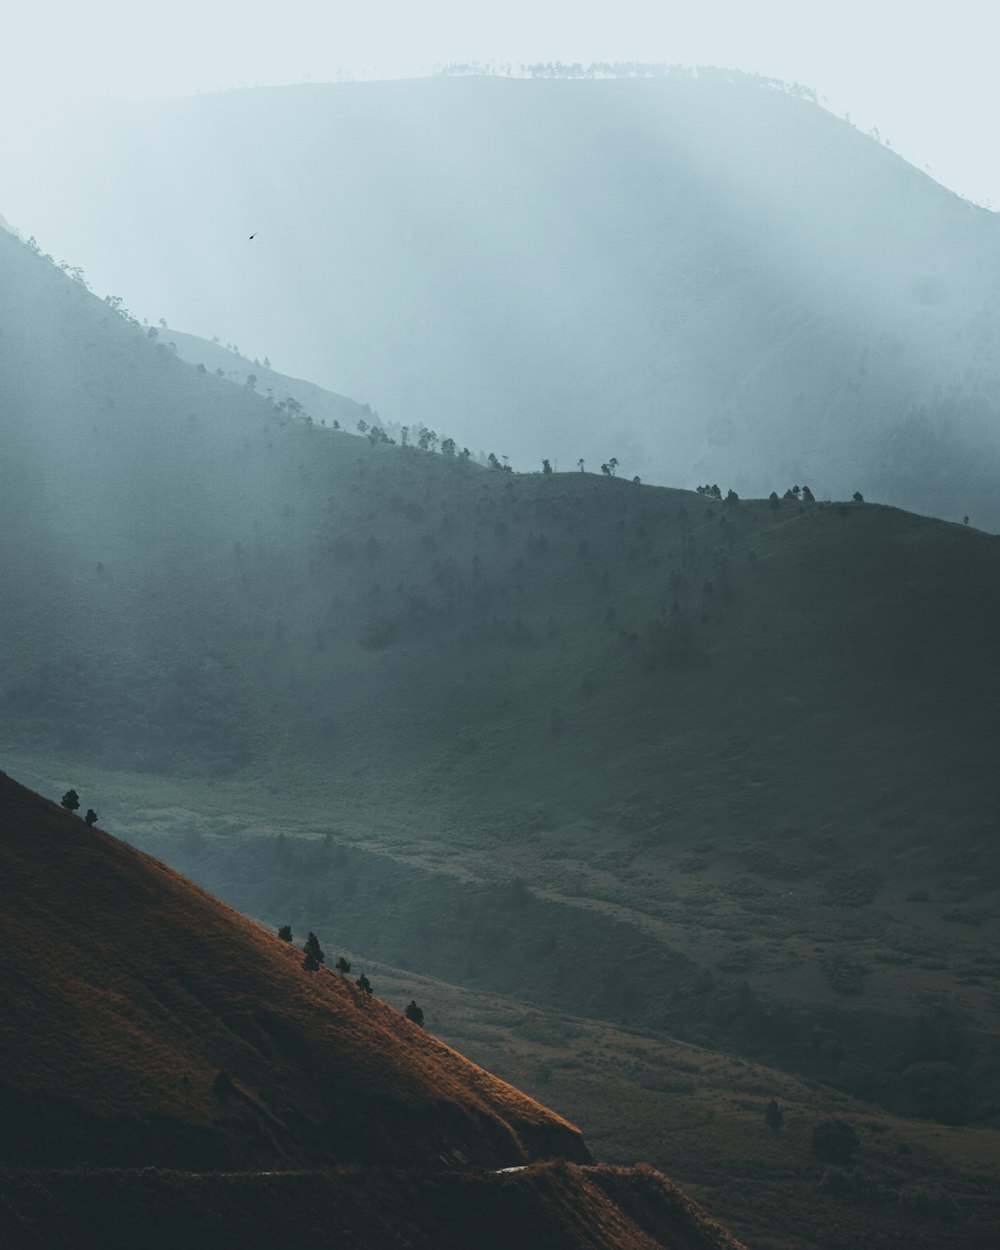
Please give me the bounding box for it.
[4,0,999,206]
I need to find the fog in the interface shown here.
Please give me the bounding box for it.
[6,69,1000,526]
[3,11,1000,1243]
[3,4,1000,524]
[4,0,1000,205]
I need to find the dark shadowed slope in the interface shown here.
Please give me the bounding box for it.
[0,769,586,1170]
[9,72,1000,526]
[0,1164,747,1250]
[0,769,748,1250]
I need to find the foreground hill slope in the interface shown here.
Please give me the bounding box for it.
[0,1163,747,1250]
[8,72,1000,525]
[0,769,586,1170]
[0,769,748,1250]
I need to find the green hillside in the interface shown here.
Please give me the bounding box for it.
[2,220,998,1151]
[7,72,1000,525]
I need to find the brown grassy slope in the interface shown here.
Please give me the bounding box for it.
[369,963,1000,1250]
[0,1163,747,1250]
[0,770,587,1170]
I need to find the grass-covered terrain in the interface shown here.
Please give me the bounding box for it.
[0,1163,746,1250]
[2,222,999,1248]
[0,769,749,1249]
[368,962,1000,1250]
[0,771,590,1171]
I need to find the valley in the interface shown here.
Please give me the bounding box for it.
[3,71,1000,1246]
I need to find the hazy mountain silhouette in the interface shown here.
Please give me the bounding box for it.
[162,326,372,431]
[12,71,1000,527]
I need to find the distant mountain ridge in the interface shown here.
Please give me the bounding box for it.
[162,327,372,431]
[8,72,1000,526]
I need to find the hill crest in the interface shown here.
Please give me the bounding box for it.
[0,769,586,1170]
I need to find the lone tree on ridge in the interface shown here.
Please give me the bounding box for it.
[302,932,325,973]
[61,790,80,814]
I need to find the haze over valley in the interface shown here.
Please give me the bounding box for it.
[2,22,1000,1250]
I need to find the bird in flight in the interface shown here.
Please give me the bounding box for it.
[249,233,256,240]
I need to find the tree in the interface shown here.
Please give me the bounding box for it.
[601,463,611,476]
[801,485,815,503]
[441,436,456,456]
[542,459,553,475]
[61,790,80,814]
[768,491,780,510]
[725,489,739,504]
[852,491,864,503]
[577,458,585,473]
[608,457,619,476]
[765,1100,784,1131]
[246,373,257,391]
[405,1000,425,1027]
[355,972,373,996]
[278,924,293,942]
[357,418,369,435]
[213,1070,234,1096]
[811,1120,860,1166]
[487,452,502,471]
[302,932,325,973]
[335,956,352,976]
[84,809,98,827]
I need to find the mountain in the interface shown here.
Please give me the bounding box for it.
[2,217,1000,1141]
[161,326,372,432]
[6,71,1000,526]
[0,769,586,1171]
[0,768,746,1250]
